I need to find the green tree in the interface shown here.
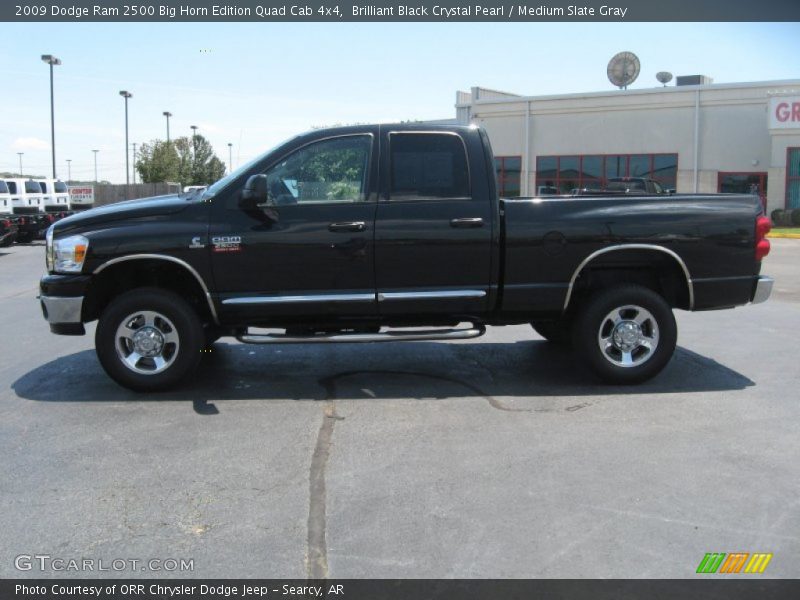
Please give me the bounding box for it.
[136,140,180,183]
[136,135,226,186]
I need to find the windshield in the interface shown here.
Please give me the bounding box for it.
[25,181,41,194]
[7,182,17,194]
[203,137,297,198]
[0,181,8,194]
[54,181,68,192]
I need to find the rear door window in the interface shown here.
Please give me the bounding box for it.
[389,133,470,200]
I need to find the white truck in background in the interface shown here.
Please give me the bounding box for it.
[36,179,71,212]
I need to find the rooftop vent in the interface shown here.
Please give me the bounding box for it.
[676,75,714,86]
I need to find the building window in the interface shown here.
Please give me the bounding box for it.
[536,153,678,194]
[787,148,800,209]
[718,172,768,210]
[494,156,521,196]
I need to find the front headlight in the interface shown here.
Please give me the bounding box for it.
[50,234,89,273]
[45,226,54,272]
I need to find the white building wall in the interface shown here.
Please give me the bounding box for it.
[457,80,800,210]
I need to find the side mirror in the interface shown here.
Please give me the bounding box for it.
[239,174,270,209]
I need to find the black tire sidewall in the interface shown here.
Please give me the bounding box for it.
[95,287,204,392]
[573,285,677,384]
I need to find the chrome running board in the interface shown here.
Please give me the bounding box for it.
[236,323,486,344]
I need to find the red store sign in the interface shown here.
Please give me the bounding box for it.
[769,96,800,129]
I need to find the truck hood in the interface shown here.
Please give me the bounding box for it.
[54,194,190,234]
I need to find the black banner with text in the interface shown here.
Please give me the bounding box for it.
[4,0,800,22]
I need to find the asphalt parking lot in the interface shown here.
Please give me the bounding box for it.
[1,239,798,579]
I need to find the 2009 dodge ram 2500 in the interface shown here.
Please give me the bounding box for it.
[39,124,774,392]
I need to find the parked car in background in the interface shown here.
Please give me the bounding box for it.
[604,177,669,194]
[0,181,18,245]
[183,185,207,194]
[36,179,72,212]
[0,180,11,215]
[3,178,49,242]
[0,215,18,246]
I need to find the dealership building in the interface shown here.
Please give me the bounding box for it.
[453,78,800,212]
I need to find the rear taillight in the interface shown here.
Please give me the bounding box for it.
[755,216,771,261]
[47,214,55,222]
[2,219,10,228]
[19,217,26,225]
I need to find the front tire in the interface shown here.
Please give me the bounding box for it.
[572,285,677,384]
[95,288,204,392]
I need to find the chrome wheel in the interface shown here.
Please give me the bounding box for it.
[115,310,180,375]
[596,304,659,368]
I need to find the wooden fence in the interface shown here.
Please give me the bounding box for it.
[93,182,181,207]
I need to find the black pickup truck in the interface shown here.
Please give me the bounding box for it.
[39,124,773,392]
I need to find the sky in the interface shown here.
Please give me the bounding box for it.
[1,22,798,184]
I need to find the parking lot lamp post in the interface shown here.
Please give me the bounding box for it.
[190,126,199,181]
[66,159,71,183]
[163,111,172,142]
[92,150,99,182]
[132,143,137,185]
[41,54,61,179]
[228,142,233,173]
[119,91,132,186]
[17,152,23,176]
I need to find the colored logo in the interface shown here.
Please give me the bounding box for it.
[696,552,772,574]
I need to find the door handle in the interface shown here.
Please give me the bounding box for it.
[450,217,484,228]
[329,221,367,232]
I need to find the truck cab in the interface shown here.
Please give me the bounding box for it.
[36,179,71,212]
[5,178,50,242]
[0,180,11,216]
[6,178,45,214]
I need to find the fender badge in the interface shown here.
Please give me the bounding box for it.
[189,236,206,249]
[211,235,242,253]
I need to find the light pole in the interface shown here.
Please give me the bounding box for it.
[66,159,72,183]
[17,152,24,176]
[41,54,61,179]
[132,143,137,185]
[163,111,172,142]
[190,126,199,181]
[119,90,132,185]
[92,149,99,182]
[227,142,233,173]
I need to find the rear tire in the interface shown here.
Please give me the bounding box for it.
[572,284,677,384]
[95,288,204,392]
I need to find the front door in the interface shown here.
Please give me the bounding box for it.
[374,130,493,316]
[210,132,379,323]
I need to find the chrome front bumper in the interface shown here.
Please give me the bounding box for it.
[40,295,84,324]
[751,276,774,304]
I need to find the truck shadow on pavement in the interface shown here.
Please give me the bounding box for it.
[13,340,754,414]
